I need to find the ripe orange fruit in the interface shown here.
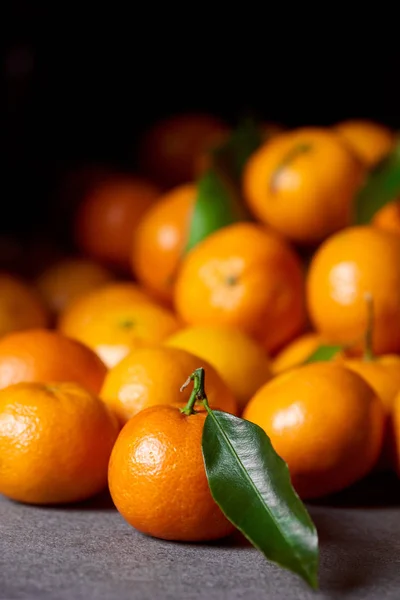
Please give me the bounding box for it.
[131,183,195,304]
[165,325,271,412]
[74,173,161,271]
[0,329,106,393]
[344,355,400,414]
[243,127,365,245]
[0,381,119,504]
[372,200,400,236]
[59,283,180,368]
[271,332,325,375]
[0,273,49,336]
[307,226,400,355]
[101,346,238,425]
[334,119,395,168]
[137,113,229,188]
[243,362,385,499]
[174,222,306,354]
[108,404,235,541]
[35,257,114,317]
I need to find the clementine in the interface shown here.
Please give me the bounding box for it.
[0,381,119,504]
[372,200,400,236]
[243,362,385,499]
[0,273,49,336]
[137,112,229,188]
[100,346,238,425]
[243,127,365,245]
[74,172,161,271]
[334,119,395,168]
[271,332,325,375]
[36,257,114,317]
[307,226,400,355]
[0,329,106,393]
[108,403,234,541]
[165,325,271,412]
[59,283,180,368]
[131,183,195,304]
[173,222,306,354]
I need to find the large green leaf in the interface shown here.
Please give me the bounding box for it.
[202,409,319,589]
[184,168,249,254]
[354,139,400,224]
[303,344,343,364]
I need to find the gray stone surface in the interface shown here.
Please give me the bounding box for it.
[1,476,400,600]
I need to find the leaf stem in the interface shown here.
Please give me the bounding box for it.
[180,367,208,415]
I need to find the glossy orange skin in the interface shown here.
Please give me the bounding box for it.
[344,355,400,469]
[0,329,107,394]
[0,382,119,504]
[138,113,229,188]
[36,257,114,316]
[0,273,49,336]
[243,363,385,499]
[307,226,400,355]
[372,200,400,236]
[165,325,272,412]
[74,174,161,271]
[101,346,238,426]
[108,404,235,541]
[131,183,195,305]
[243,127,365,244]
[174,222,306,354]
[59,283,180,368]
[335,120,395,168]
[272,332,324,375]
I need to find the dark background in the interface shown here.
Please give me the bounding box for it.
[3,5,400,240]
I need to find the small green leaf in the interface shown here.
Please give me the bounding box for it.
[303,344,343,364]
[211,117,264,185]
[354,139,400,224]
[184,168,249,254]
[202,410,319,589]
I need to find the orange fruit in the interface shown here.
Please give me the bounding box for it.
[165,325,271,412]
[138,113,229,188]
[74,173,161,271]
[372,200,400,236]
[343,355,400,469]
[272,332,325,375]
[0,381,119,504]
[101,346,238,425]
[334,119,395,168]
[174,222,306,354]
[131,183,195,304]
[109,404,235,541]
[0,273,49,336]
[0,329,106,393]
[59,283,180,368]
[243,362,385,499]
[35,257,114,317]
[307,226,400,355]
[344,355,400,414]
[243,127,365,245]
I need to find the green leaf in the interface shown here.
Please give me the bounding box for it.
[184,168,249,254]
[354,140,400,224]
[211,117,264,185]
[303,344,343,364]
[202,410,319,589]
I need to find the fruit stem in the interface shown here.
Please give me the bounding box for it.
[363,292,375,361]
[180,367,208,416]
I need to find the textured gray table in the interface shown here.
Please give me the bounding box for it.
[1,474,400,600]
